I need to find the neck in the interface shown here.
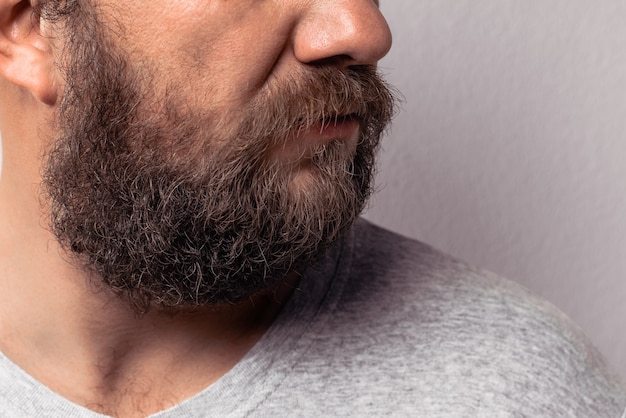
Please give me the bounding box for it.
[0,234,295,415]
[0,169,296,416]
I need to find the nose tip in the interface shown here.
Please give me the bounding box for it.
[294,1,392,66]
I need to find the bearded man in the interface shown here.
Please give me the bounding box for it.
[0,0,623,417]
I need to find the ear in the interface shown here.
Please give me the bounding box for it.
[0,0,58,105]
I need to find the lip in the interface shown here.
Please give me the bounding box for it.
[267,113,360,164]
[303,114,360,144]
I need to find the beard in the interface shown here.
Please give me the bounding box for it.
[41,2,396,313]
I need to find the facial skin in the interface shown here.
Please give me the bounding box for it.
[37,0,396,313]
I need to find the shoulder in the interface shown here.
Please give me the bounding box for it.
[317,219,626,415]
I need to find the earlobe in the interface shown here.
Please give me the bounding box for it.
[0,0,59,106]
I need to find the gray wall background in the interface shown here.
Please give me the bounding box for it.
[367,0,626,378]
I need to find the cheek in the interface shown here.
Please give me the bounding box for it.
[109,0,297,120]
[160,6,296,103]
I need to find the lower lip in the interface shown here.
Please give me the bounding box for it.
[305,116,360,143]
[268,115,360,163]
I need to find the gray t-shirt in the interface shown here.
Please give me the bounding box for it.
[1,219,625,417]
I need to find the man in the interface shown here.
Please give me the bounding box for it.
[0,0,623,416]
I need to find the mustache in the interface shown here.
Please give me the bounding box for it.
[237,65,397,146]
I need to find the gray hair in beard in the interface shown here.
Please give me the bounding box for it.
[40,0,397,314]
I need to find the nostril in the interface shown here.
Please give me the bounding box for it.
[305,55,354,67]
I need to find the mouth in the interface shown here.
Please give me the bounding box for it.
[306,113,360,142]
[266,112,361,167]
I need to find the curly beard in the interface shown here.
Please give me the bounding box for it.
[41,1,396,314]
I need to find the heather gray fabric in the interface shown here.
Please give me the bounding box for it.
[1,219,625,417]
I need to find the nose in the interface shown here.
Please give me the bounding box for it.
[293,0,392,67]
